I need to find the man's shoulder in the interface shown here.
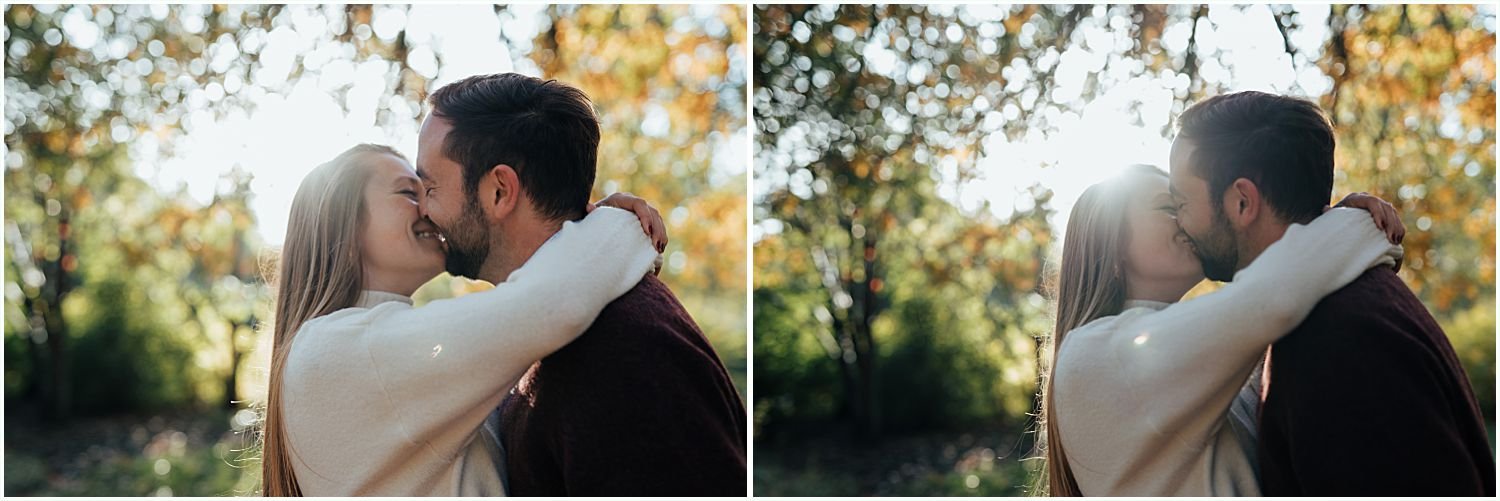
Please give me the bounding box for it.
[1315,265,1409,304]
[1279,266,1443,363]
[595,274,682,320]
[548,274,713,364]
[1296,266,1421,329]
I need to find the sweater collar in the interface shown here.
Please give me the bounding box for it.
[1123,299,1171,311]
[356,290,414,308]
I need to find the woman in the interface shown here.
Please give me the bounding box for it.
[1038,165,1404,496]
[259,144,666,496]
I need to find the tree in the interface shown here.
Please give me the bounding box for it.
[752,3,1495,445]
[4,4,432,417]
[753,3,1196,438]
[6,4,755,419]
[1320,4,1495,312]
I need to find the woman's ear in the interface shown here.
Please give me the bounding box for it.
[479,164,521,222]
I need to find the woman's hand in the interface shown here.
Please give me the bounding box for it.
[587,192,668,275]
[1333,192,1405,245]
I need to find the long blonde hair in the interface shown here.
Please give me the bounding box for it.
[1038,165,1166,496]
[260,144,404,496]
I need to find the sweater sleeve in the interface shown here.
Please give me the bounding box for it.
[360,207,657,455]
[1110,207,1401,437]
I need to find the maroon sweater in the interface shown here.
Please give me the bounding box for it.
[497,274,747,496]
[1258,267,1494,496]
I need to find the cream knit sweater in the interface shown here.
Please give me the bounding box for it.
[280,207,657,496]
[1053,207,1403,496]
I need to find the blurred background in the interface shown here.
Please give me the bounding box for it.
[754,4,1493,496]
[4,4,746,496]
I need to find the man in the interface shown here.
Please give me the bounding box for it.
[414,73,747,495]
[1167,90,1493,496]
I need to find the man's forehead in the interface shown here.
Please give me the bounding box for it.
[1167,140,1199,189]
[419,114,452,138]
[415,116,454,179]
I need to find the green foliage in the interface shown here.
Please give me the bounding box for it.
[5,3,274,419]
[1323,5,1497,314]
[754,3,1071,438]
[881,463,1031,497]
[751,461,859,497]
[5,4,747,495]
[1443,297,1496,424]
[751,287,842,439]
[3,451,49,493]
[754,431,1037,496]
[3,411,259,496]
[681,292,749,394]
[754,3,1494,495]
[879,297,1016,433]
[65,278,209,414]
[5,328,34,396]
[38,445,246,496]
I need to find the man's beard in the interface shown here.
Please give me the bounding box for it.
[1186,207,1241,282]
[442,194,493,280]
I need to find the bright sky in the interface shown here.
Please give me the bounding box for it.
[749,4,1368,247]
[132,4,744,246]
[134,4,536,245]
[944,4,1335,248]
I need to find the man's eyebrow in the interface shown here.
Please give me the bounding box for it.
[414,166,431,181]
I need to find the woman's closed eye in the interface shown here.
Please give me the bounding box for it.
[397,189,420,200]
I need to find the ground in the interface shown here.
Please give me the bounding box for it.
[4,404,257,496]
[753,427,1039,496]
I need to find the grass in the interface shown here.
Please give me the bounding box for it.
[4,406,260,496]
[754,428,1039,496]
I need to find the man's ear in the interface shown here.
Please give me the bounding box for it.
[477,164,521,222]
[1223,178,1262,229]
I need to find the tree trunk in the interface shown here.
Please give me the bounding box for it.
[42,212,72,421]
[18,293,42,402]
[45,300,67,420]
[825,306,864,433]
[854,235,881,437]
[224,320,241,409]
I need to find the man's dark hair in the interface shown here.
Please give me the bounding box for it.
[428,73,600,221]
[1177,91,1335,224]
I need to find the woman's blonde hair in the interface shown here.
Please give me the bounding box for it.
[1037,165,1166,496]
[259,144,404,496]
